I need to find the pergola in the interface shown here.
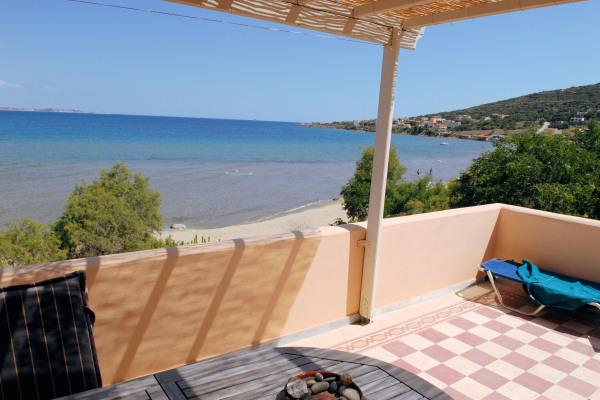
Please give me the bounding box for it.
[165,0,585,323]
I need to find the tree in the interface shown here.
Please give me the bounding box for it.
[0,219,67,268]
[449,123,600,219]
[390,175,450,216]
[54,163,163,258]
[341,145,406,221]
[340,145,449,221]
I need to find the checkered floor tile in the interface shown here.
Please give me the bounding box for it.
[330,289,600,400]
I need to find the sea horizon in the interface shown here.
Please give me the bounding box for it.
[0,111,493,229]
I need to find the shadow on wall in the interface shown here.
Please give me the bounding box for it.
[82,230,325,384]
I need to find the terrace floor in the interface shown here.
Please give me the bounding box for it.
[287,281,600,400]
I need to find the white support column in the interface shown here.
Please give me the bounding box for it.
[359,28,402,323]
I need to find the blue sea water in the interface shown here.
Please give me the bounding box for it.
[0,111,493,229]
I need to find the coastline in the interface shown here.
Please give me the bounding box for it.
[297,123,529,141]
[157,199,348,243]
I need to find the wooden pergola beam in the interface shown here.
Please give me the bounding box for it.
[167,0,395,45]
[354,0,438,18]
[402,0,585,28]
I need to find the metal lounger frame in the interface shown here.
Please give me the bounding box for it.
[477,261,600,316]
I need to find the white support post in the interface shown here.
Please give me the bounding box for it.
[359,29,402,323]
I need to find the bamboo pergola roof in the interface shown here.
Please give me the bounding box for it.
[166,0,584,48]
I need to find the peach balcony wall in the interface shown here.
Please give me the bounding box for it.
[373,204,502,310]
[0,226,366,385]
[5,204,597,387]
[495,205,600,283]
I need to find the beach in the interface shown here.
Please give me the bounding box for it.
[1,112,492,229]
[157,199,347,243]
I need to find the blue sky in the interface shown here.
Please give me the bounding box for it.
[1,0,598,122]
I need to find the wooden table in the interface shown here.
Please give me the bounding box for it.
[60,347,452,400]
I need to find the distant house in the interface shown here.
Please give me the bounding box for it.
[433,124,447,134]
[425,122,436,130]
[486,135,504,142]
[458,114,473,121]
[446,121,461,129]
[570,117,585,125]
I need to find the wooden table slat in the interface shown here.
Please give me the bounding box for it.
[162,347,301,384]
[235,363,388,400]
[183,359,345,399]
[367,380,418,400]
[176,353,305,390]
[396,391,427,400]
[57,375,168,400]
[181,355,382,395]
[65,347,452,400]
[358,375,412,396]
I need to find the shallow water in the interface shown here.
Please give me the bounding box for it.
[0,111,492,228]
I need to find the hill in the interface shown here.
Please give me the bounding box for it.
[432,83,600,122]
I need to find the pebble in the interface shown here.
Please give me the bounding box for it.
[310,381,329,394]
[328,381,337,393]
[284,372,360,400]
[286,377,308,399]
[337,385,348,396]
[342,388,360,400]
[340,373,352,385]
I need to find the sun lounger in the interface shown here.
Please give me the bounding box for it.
[477,258,600,316]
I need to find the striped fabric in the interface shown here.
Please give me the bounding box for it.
[0,271,101,400]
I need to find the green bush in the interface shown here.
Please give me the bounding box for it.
[53,162,163,258]
[0,219,67,268]
[450,121,600,219]
[340,145,450,221]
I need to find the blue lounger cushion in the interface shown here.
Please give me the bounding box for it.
[517,259,600,311]
[480,259,522,283]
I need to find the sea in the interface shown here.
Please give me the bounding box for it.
[0,111,493,229]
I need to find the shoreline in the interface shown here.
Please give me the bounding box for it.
[157,198,348,243]
[297,123,529,140]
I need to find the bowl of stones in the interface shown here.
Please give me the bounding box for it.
[285,371,363,400]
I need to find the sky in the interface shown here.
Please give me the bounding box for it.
[1,0,598,122]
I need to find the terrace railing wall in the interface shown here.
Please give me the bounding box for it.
[1,204,599,385]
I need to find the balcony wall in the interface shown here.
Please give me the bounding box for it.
[495,205,600,282]
[1,204,599,385]
[373,204,501,309]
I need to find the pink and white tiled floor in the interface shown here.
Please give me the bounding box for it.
[288,283,600,400]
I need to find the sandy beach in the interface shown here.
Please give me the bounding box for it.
[157,199,348,243]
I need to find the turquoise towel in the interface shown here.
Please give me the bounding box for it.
[517,259,600,310]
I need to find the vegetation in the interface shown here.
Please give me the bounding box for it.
[0,219,67,268]
[452,115,522,132]
[0,163,176,268]
[340,145,450,222]
[434,83,600,123]
[309,83,600,136]
[450,121,600,219]
[53,163,163,259]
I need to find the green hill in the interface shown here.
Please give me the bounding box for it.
[433,83,600,122]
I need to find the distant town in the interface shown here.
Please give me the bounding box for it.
[301,110,598,142]
[0,107,107,114]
